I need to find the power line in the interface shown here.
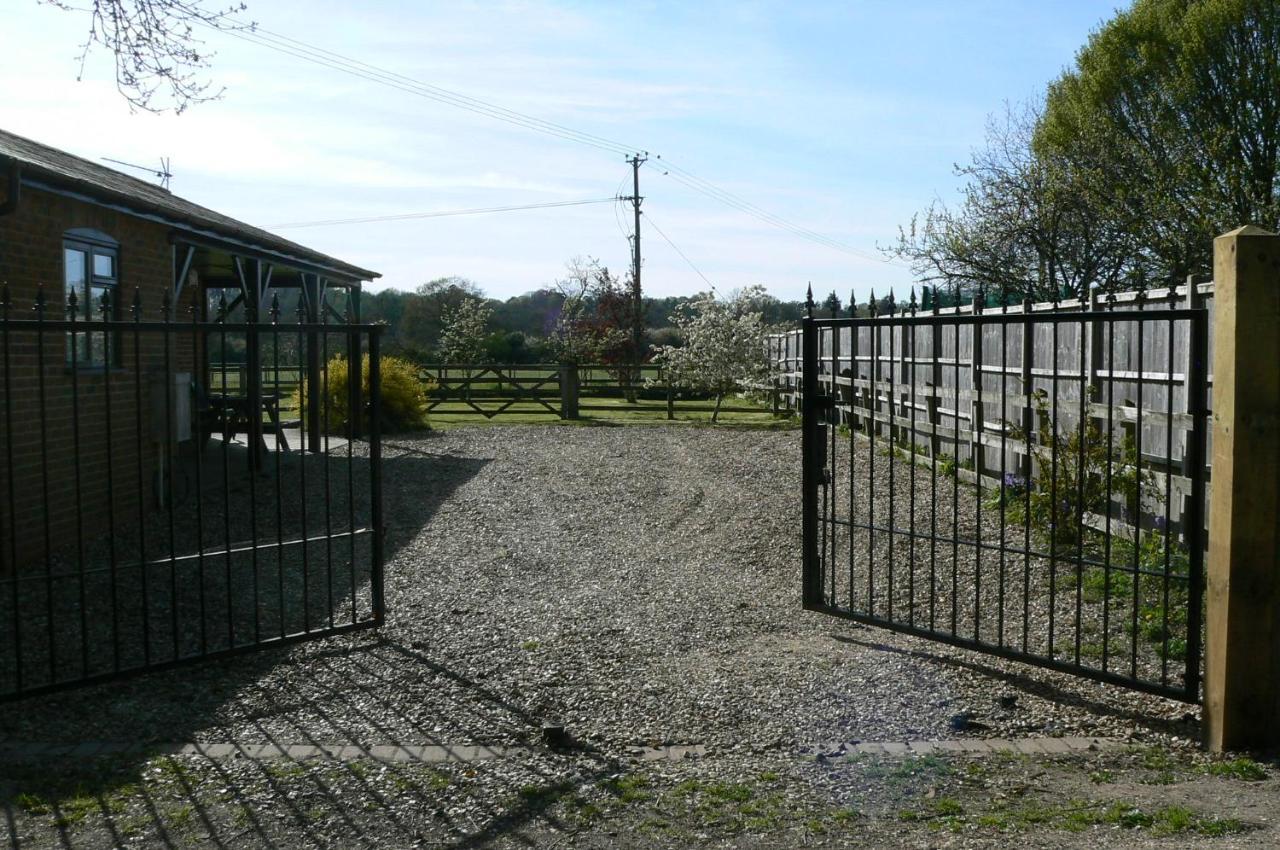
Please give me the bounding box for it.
[210,21,637,156]
[265,197,619,229]
[642,212,718,294]
[206,17,902,265]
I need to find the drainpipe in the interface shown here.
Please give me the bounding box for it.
[0,160,20,217]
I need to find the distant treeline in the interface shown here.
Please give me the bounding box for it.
[357,277,819,364]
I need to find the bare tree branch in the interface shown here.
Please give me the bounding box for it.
[41,0,254,113]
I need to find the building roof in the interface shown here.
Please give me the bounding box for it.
[0,127,379,283]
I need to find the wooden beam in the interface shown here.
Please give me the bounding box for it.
[1204,226,1280,752]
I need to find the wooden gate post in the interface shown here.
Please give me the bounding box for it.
[1204,225,1280,752]
[559,363,579,420]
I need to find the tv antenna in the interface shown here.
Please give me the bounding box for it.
[101,156,172,190]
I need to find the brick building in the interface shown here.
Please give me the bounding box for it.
[0,127,379,570]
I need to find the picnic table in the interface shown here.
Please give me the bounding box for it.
[204,391,294,457]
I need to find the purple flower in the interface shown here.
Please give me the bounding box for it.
[1002,472,1026,491]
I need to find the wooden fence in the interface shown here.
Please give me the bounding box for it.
[418,363,771,420]
[769,279,1215,538]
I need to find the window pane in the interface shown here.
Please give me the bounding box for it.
[92,252,115,280]
[64,248,86,309]
[86,285,110,321]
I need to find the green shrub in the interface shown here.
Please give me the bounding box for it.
[297,355,434,433]
[1009,389,1160,547]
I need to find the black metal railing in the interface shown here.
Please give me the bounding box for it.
[801,287,1209,702]
[0,284,384,701]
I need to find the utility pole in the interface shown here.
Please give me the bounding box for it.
[623,153,647,400]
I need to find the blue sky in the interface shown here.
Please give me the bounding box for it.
[1,1,1124,302]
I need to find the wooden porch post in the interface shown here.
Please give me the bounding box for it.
[303,273,323,452]
[1204,225,1280,752]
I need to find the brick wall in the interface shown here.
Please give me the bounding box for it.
[0,174,201,570]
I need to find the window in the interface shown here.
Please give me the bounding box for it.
[63,230,119,367]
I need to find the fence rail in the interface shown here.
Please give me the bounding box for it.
[774,280,1215,537]
[419,363,771,420]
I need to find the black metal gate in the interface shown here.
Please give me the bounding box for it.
[801,290,1209,702]
[0,286,385,700]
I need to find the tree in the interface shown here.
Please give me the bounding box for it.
[436,296,492,365]
[822,290,843,317]
[41,0,252,113]
[1036,0,1280,283]
[895,1,1280,294]
[650,285,769,422]
[891,104,1132,301]
[544,257,627,365]
[399,277,487,357]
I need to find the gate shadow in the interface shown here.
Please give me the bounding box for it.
[0,437,537,847]
[830,632,1199,737]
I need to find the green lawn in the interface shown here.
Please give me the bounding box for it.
[425,395,793,430]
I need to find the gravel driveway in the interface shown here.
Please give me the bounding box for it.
[3,423,1267,849]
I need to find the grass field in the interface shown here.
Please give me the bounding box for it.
[426,395,792,429]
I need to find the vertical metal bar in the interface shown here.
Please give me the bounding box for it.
[819,328,829,602]
[801,312,821,609]
[1183,307,1207,700]
[131,289,149,666]
[36,288,55,683]
[270,294,286,639]
[829,322,839,604]
[887,300,896,622]
[368,328,385,626]
[1,285,20,692]
[322,300,334,629]
[951,291,960,636]
[345,294,357,624]
[67,290,89,676]
[296,300,311,632]
[1048,304,1059,659]
[1161,292,1177,685]
[1102,300,1116,670]
[907,296,918,627]
[972,295,982,641]
[998,289,1009,647]
[187,298,204,661]
[931,293,940,632]
[1074,314,1087,666]
[1131,302,1147,679]
[100,291,119,672]
[847,318,857,612]
[1021,296,1033,654]
[218,294,232,650]
[164,294,180,661]
[244,274,261,648]
[868,304,877,616]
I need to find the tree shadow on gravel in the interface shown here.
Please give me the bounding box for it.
[0,444,528,848]
[829,633,1198,739]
